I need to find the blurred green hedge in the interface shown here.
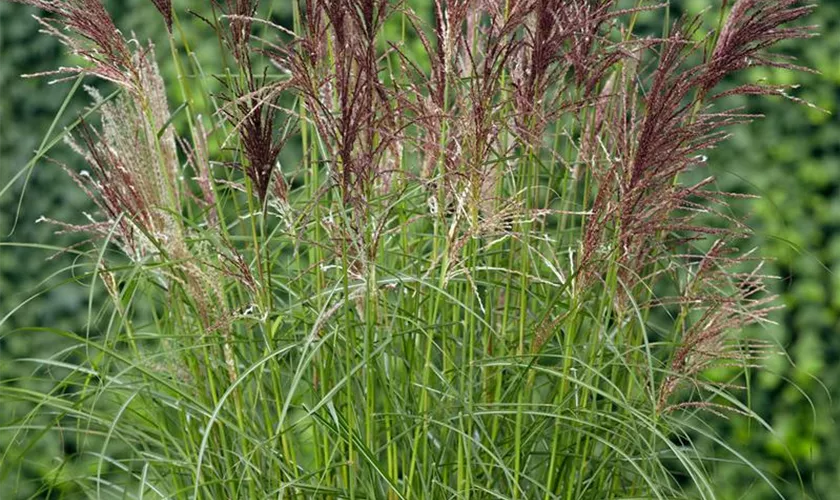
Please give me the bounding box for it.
[0,2,190,497]
[2,1,838,498]
[701,2,840,496]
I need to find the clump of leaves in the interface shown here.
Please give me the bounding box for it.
[2,0,817,498]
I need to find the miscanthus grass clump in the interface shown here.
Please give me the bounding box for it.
[1,0,816,498]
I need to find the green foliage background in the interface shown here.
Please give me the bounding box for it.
[1,1,837,498]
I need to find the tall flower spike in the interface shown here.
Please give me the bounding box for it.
[656,243,780,413]
[703,0,816,95]
[220,65,290,204]
[581,0,814,293]
[10,0,137,89]
[224,0,259,60]
[274,0,396,207]
[44,43,182,260]
[148,0,173,32]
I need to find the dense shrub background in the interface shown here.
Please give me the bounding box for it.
[1,1,837,498]
[702,2,840,495]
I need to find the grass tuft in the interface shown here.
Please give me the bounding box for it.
[1,0,817,498]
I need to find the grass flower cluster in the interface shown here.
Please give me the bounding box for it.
[1,0,816,498]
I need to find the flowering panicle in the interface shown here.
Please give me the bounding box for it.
[20,1,234,361]
[219,65,290,205]
[273,0,399,210]
[656,242,781,412]
[183,119,218,224]
[702,0,816,95]
[581,2,814,291]
[147,0,172,31]
[46,45,181,260]
[508,0,651,143]
[223,0,260,60]
[10,0,136,87]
